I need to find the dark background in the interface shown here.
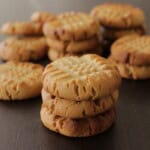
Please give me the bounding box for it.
[0,0,150,150]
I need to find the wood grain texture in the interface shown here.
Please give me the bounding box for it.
[0,0,150,150]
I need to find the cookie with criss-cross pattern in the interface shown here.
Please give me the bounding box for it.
[0,37,48,61]
[0,61,43,100]
[43,12,100,41]
[91,3,145,29]
[43,54,121,101]
[111,35,150,66]
[41,54,121,137]
[1,22,43,35]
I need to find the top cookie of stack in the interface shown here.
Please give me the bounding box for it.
[91,3,146,41]
[43,12,102,61]
[0,12,55,62]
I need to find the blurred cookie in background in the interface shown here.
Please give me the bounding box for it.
[31,11,56,23]
[91,3,146,57]
[43,12,103,61]
[0,37,48,62]
[109,34,150,79]
[1,22,43,35]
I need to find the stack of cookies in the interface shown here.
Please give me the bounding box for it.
[109,34,150,80]
[41,54,121,137]
[0,12,55,62]
[43,12,103,61]
[91,3,146,52]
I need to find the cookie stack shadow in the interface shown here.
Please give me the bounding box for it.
[41,54,121,137]
[43,12,103,61]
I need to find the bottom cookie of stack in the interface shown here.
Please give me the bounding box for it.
[110,59,150,80]
[40,104,116,137]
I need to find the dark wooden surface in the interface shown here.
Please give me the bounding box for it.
[0,0,150,150]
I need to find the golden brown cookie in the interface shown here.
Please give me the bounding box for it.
[47,36,100,53]
[91,3,145,29]
[42,89,118,118]
[0,37,48,61]
[43,12,100,41]
[109,58,150,79]
[111,35,150,66]
[102,26,145,40]
[48,47,101,61]
[31,11,56,23]
[40,104,116,137]
[48,48,65,61]
[48,48,72,61]
[47,47,102,61]
[43,54,121,101]
[0,61,43,100]
[1,22,43,35]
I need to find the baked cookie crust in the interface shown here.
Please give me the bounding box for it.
[43,12,100,41]
[1,22,43,35]
[43,54,121,101]
[111,35,150,66]
[91,3,145,29]
[0,61,43,100]
[0,37,47,61]
[42,88,118,118]
[40,104,116,137]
